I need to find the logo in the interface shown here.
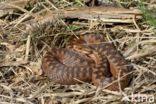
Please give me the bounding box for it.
[121,93,154,103]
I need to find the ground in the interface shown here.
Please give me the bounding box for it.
[0,0,156,104]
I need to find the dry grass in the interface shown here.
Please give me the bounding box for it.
[0,0,156,104]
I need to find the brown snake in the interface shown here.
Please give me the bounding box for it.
[41,34,133,91]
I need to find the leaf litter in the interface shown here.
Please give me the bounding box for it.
[0,0,156,104]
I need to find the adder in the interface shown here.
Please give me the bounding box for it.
[41,34,133,91]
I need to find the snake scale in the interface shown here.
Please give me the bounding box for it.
[41,34,132,91]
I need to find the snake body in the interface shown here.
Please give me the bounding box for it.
[42,34,132,91]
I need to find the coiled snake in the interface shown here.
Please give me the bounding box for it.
[41,34,132,91]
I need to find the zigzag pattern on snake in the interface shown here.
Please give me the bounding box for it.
[41,33,132,91]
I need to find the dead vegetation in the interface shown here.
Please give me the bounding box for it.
[0,0,156,104]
